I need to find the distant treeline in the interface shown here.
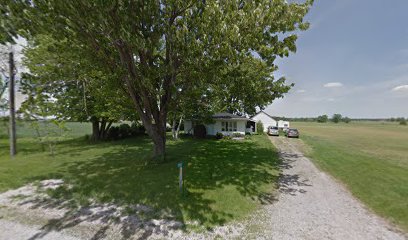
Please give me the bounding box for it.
[273,115,407,125]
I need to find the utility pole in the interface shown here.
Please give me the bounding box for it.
[9,50,16,156]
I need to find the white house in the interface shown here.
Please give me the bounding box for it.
[250,111,277,132]
[277,120,290,130]
[184,112,256,136]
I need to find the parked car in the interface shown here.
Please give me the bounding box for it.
[268,126,279,136]
[286,128,299,138]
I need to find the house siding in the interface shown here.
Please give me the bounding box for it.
[184,120,193,134]
[183,119,248,136]
[251,112,277,132]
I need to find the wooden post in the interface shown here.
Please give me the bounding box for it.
[9,50,16,157]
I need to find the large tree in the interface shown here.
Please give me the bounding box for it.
[2,0,313,159]
[20,35,137,141]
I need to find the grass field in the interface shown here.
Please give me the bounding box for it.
[0,122,279,229]
[292,121,408,231]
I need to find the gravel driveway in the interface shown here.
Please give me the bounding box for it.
[254,136,406,240]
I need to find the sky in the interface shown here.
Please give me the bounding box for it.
[2,1,407,118]
[266,0,408,118]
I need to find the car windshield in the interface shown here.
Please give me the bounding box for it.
[272,127,278,130]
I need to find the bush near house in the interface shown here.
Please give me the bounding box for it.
[107,122,146,140]
[215,132,223,139]
[256,121,264,134]
[232,132,245,138]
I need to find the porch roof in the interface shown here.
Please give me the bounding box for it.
[212,112,252,121]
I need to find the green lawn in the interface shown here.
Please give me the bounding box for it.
[292,121,408,231]
[0,122,279,229]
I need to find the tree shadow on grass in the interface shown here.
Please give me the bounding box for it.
[20,136,280,239]
[277,151,312,196]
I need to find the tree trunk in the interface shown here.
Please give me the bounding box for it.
[91,118,112,141]
[171,119,177,139]
[115,41,174,160]
[91,118,100,141]
[151,125,166,161]
[99,119,106,139]
[9,51,16,157]
[102,121,113,139]
[175,117,183,139]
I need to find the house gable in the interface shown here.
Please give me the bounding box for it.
[250,111,277,131]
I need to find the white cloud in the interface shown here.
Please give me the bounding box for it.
[323,82,343,88]
[296,89,306,93]
[392,85,408,92]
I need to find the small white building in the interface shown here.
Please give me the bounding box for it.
[184,112,256,136]
[277,120,290,130]
[250,111,277,132]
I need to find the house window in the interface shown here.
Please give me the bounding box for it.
[222,121,237,132]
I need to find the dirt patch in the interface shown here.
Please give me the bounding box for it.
[0,179,248,239]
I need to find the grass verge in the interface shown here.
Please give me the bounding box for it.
[293,122,408,231]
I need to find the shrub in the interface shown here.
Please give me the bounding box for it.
[107,122,147,140]
[231,132,244,138]
[138,125,146,134]
[317,115,328,123]
[256,121,264,134]
[118,123,131,137]
[343,117,351,123]
[215,132,223,139]
[107,126,120,140]
[400,119,407,125]
[130,122,146,136]
[332,114,342,123]
[223,135,232,140]
[193,124,207,138]
[130,122,139,136]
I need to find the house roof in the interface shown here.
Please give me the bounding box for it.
[251,110,276,120]
[212,112,249,120]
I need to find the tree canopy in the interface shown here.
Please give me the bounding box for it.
[332,114,342,123]
[317,115,328,123]
[2,0,313,158]
[20,35,137,140]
